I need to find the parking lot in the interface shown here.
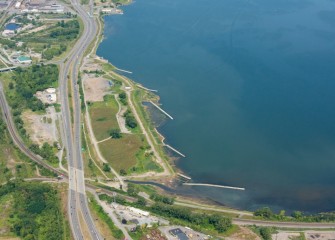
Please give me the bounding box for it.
[112,203,169,229]
[159,226,209,240]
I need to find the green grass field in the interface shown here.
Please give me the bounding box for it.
[99,134,142,172]
[99,133,161,174]
[89,95,119,141]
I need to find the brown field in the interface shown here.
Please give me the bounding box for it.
[89,95,119,141]
[99,134,143,172]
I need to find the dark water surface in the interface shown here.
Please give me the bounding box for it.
[97,0,335,212]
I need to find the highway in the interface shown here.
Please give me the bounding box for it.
[57,0,101,238]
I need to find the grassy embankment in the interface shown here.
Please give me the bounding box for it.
[87,192,124,239]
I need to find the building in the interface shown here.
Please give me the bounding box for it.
[17,56,32,64]
[169,228,189,240]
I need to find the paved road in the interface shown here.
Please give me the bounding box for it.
[57,0,101,238]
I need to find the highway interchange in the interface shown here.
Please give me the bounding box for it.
[1,0,335,239]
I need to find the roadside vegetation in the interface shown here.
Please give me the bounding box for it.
[88,193,124,239]
[250,226,276,240]
[0,180,69,239]
[254,207,335,223]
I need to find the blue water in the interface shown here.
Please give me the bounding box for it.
[97,0,335,212]
[5,23,20,30]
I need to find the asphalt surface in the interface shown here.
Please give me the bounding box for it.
[58,0,101,238]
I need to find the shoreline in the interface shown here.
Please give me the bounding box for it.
[90,15,249,213]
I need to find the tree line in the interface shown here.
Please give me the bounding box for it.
[254,207,335,222]
[0,180,66,240]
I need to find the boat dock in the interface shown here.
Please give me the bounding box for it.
[136,84,158,92]
[165,144,185,157]
[183,183,245,191]
[149,101,173,120]
[177,173,192,180]
[115,67,132,74]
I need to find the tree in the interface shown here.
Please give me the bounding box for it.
[254,207,274,219]
[102,163,111,172]
[291,211,303,219]
[110,128,121,139]
[259,227,273,240]
[120,169,127,176]
[127,183,139,197]
[136,197,147,207]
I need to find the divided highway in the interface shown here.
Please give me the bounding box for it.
[58,0,101,238]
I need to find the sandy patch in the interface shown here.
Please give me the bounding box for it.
[84,75,110,102]
[273,232,301,240]
[227,226,261,240]
[22,107,59,145]
[305,231,335,240]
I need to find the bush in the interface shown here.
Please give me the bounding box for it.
[110,128,121,139]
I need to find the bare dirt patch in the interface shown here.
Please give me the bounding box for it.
[22,107,59,145]
[305,231,335,240]
[227,226,261,240]
[84,75,111,102]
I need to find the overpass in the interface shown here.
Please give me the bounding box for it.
[0,66,17,72]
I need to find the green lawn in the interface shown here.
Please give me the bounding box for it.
[89,95,119,141]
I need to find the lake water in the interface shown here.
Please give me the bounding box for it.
[97,0,335,213]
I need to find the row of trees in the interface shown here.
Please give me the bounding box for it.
[254,207,335,222]
[151,203,232,233]
[150,192,175,205]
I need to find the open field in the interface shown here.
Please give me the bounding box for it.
[89,95,119,141]
[99,133,161,174]
[99,134,142,172]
